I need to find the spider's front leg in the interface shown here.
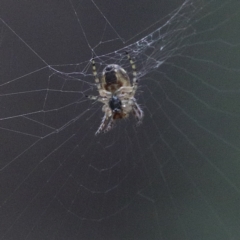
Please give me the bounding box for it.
[132,100,144,126]
[104,118,115,133]
[95,113,108,135]
[95,105,112,135]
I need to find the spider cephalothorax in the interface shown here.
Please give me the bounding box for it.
[109,95,122,113]
[86,53,143,135]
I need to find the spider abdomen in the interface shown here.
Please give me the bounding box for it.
[102,64,131,93]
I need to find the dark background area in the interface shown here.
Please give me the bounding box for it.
[0,0,240,240]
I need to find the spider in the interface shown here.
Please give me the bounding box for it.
[86,52,143,135]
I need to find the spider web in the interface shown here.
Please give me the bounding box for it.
[0,0,240,239]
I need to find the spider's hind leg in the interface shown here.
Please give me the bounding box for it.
[126,52,138,95]
[91,58,102,92]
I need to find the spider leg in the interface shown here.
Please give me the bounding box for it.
[126,52,138,96]
[132,101,144,125]
[85,95,108,104]
[85,95,98,100]
[91,59,102,92]
[95,114,108,135]
[104,118,115,133]
[95,106,112,135]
